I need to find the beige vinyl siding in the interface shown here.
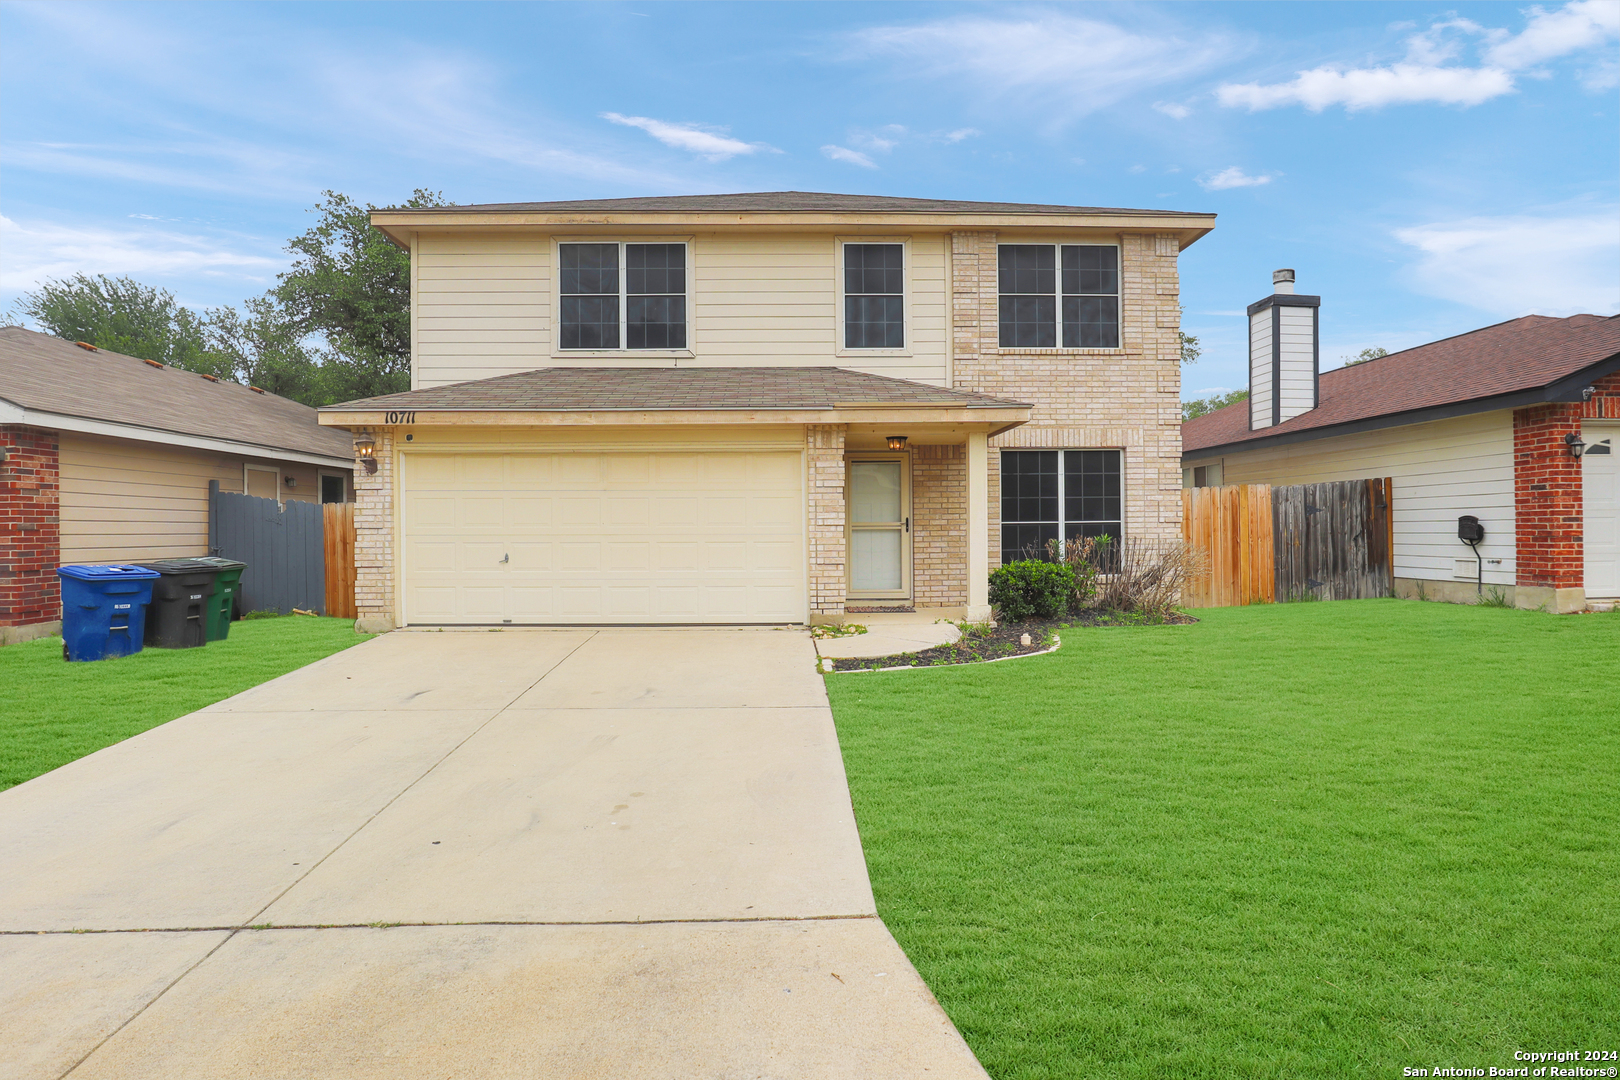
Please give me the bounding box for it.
[414,237,551,389]
[410,231,950,389]
[58,433,326,564]
[1185,410,1516,586]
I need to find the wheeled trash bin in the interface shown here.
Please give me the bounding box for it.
[192,556,247,641]
[134,559,221,649]
[57,564,161,662]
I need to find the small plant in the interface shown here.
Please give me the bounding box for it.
[811,623,868,639]
[1476,587,1513,608]
[240,609,282,620]
[989,560,1078,621]
[1287,586,1323,603]
[1412,581,1430,602]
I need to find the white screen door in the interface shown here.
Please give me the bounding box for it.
[848,459,909,598]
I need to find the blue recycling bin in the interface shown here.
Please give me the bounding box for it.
[57,565,161,662]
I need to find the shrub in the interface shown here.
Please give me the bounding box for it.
[1057,538,1206,617]
[989,560,1077,621]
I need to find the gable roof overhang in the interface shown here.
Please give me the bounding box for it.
[1182,349,1620,462]
[370,192,1215,250]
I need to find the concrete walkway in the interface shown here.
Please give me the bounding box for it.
[814,615,962,660]
[0,628,987,1080]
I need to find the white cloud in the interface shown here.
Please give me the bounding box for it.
[601,113,775,161]
[0,214,283,295]
[1484,0,1619,69]
[821,145,877,169]
[846,13,1238,119]
[1217,0,1619,112]
[1218,63,1514,111]
[1394,206,1620,317]
[850,124,906,153]
[942,127,981,142]
[1198,166,1274,190]
[1153,101,1192,119]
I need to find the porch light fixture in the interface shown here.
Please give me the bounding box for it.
[354,432,378,474]
[885,435,909,450]
[1565,432,1586,459]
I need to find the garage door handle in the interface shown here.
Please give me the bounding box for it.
[501,553,509,564]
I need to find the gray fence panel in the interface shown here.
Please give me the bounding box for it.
[1272,479,1392,602]
[209,480,326,615]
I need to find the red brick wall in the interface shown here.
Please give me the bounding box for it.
[1,425,63,627]
[1513,370,1620,589]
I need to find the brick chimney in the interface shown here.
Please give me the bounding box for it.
[1248,268,1321,430]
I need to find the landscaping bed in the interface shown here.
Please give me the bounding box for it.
[0,616,366,791]
[826,610,1197,672]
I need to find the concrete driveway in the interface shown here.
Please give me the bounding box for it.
[0,628,987,1080]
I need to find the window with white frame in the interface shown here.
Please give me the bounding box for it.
[843,243,904,349]
[559,242,687,350]
[999,449,1122,563]
[998,244,1120,349]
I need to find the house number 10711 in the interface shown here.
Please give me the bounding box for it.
[385,411,416,425]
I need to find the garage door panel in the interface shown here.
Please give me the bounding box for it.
[402,449,805,624]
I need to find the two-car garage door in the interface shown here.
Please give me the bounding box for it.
[400,449,806,624]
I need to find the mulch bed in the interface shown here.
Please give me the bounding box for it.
[825,610,1198,672]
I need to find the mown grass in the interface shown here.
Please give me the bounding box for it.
[825,600,1619,1078]
[0,616,365,791]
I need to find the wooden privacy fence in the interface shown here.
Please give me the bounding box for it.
[208,480,357,617]
[1182,477,1394,607]
[322,502,357,619]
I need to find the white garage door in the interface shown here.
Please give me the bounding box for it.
[1585,423,1619,599]
[401,450,805,624]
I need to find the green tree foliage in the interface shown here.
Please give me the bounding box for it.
[271,189,450,403]
[1182,388,1249,421]
[1179,330,1202,364]
[1343,346,1389,366]
[10,190,451,407]
[10,274,229,377]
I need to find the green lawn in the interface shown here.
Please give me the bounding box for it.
[825,600,1619,1079]
[0,616,366,792]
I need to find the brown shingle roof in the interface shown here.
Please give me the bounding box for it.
[326,367,1029,413]
[0,326,354,461]
[378,191,1209,218]
[1183,314,1620,455]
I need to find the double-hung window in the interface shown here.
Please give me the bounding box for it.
[559,242,687,350]
[998,244,1120,349]
[843,243,904,349]
[999,449,1122,564]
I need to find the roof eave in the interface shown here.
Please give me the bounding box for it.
[318,404,1033,429]
[1182,350,1620,460]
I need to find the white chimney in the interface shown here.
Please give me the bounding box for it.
[1248,268,1319,430]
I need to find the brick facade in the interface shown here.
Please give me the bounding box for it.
[0,425,63,632]
[1513,370,1620,590]
[950,231,1184,560]
[807,424,847,618]
[911,443,967,605]
[352,430,396,631]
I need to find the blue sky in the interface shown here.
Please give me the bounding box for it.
[2,0,1616,400]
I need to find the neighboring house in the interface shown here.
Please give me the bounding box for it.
[0,327,356,643]
[316,192,1213,630]
[1181,272,1620,612]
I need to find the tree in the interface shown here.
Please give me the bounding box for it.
[1183,389,1249,421]
[9,274,230,377]
[273,189,451,403]
[1343,347,1388,366]
[202,296,320,401]
[1179,330,1201,364]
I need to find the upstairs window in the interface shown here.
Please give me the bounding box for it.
[843,243,904,349]
[559,242,687,350]
[998,244,1120,349]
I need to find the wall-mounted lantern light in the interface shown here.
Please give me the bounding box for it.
[885,435,909,450]
[284,475,297,488]
[1581,385,1597,402]
[1565,432,1586,459]
[354,432,378,474]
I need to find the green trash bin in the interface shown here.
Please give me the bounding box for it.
[194,556,247,641]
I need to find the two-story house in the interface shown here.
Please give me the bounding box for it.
[318,193,1213,631]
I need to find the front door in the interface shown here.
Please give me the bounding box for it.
[1584,424,1619,598]
[847,457,910,601]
